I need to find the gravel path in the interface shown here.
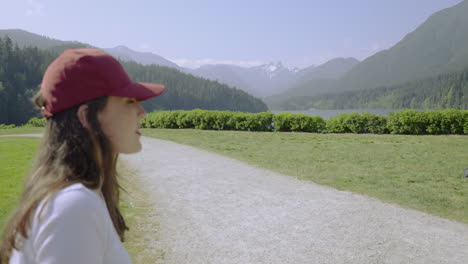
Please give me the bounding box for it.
[4,134,468,263]
[120,137,468,264]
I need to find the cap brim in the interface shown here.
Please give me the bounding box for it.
[126,82,166,101]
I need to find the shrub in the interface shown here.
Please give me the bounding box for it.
[0,124,16,129]
[24,117,46,127]
[360,112,388,134]
[326,113,350,133]
[326,113,387,134]
[273,113,325,132]
[273,113,294,132]
[341,112,367,134]
[428,109,466,135]
[141,111,178,128]
[387,109,468,135]
[240,112,273,132]
[252,112,274,132]
[387,110,428,135]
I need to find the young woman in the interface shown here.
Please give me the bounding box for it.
[0,48,165,263]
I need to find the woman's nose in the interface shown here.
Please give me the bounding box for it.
[137,103,146,119]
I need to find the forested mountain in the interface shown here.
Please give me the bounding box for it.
[0,36,267,125]
[187,64,255,95]
[273,66,468,110]
[122,60,267,113]
[336,0,468,93]
[104,45,180,69]
[265,58,359,106]
[265,79,337,109]
[270,0,468,109]
[0,29,88,50]
[294,57,359,85]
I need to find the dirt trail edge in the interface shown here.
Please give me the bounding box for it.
[119,136,468,264]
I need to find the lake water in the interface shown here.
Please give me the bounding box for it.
[272,109,402,120]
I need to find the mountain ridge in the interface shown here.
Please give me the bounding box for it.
[0,29,360,99]
[103,45,180,69]
[268,0,468,109]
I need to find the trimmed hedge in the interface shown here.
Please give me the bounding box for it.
[326,112,388,134]
[141,109,468,135]
[0,124,16,129]
[142,110,274,132]
[23,117,46,128]
[273,113,325,133]
[387,109,468,135]
[7,109,468,135]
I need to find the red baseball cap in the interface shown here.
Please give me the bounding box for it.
[40,48,165,117]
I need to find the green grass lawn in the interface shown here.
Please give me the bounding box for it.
[0,136,163,263]
[142,129,468,225]
[118,162,165,263]
[0,127,43,135]
[0,137,39,230]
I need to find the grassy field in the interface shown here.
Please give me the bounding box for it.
[0,127,43,135]
[0,136,163,263]
[118,162,165,263]
[142,128,468,225]
[0,137,39,229]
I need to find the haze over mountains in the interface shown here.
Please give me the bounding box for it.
[90,46,361,98]
[97,44,358,98]
[0,28,360,99]
[104,45,180,69]
[266,0,468,109]
[1,0,468,111]
[96,47,361,98]
[0,29,85,49]
[188,62,302,98]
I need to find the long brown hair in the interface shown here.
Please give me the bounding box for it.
[0,94,128,263]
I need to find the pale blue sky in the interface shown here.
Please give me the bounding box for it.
[0,0,464,68]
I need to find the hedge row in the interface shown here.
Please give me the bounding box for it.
[141,109,468,134]
[140,110,326,133]
[141,110,277,131]
[0,117,45,129]
[5,109,468,135]
[324,109,468,134]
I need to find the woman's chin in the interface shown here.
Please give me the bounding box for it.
[116,143,142,154]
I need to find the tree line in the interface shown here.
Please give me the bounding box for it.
[0,36,267,125]
[275,66,468,110]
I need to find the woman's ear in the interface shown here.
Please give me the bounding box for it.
[77,104,91,129]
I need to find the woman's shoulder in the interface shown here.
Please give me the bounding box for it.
[53,183,102,205]
[37,183,106,220]
[55,183,101,200]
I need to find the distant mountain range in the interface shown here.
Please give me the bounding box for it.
[2,0,467,110]
[0,29,87,49]
[0,28,360,99]
[187,62,302,98]
[103,45,180,69]
[267,0,468,109]
[98,48,359,98]
[336,0,468,92]
[100,46,357,98]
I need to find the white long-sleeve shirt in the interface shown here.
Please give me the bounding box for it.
[10,183,132,264]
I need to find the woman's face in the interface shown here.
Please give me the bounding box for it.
[98,96,146,154]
